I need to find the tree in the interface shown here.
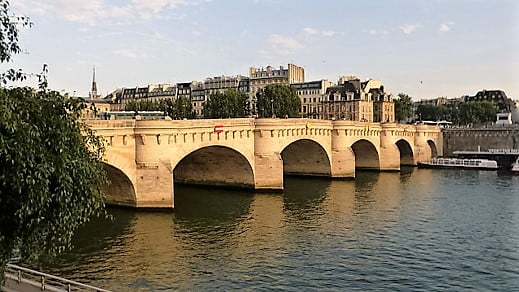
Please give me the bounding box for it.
[173,96,194,119]
[445,103,460,124]
[255,84,300,118]
[394,93,413,122]
[159,98,175,118]
[416,104,441,121]
[125,99,157,112]
[478,101,498,124]
[459,101,496,125]
[413,101,497,126]
[0,0,106,282]
[204,89,248,119]
[0,89,107,281]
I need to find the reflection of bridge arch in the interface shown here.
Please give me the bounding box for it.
[280,139,331,176]
[396,139,415,165]
[427,140,438,158]
[103,163,137,207]
[173,145,255,189]
[351,139,380,170]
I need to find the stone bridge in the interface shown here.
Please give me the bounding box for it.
[86,118,442,209]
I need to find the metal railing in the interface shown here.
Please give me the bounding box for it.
[2,264,111,292]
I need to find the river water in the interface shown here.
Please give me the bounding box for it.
[35,168,519,291]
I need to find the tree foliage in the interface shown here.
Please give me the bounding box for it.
[255,84,301,118]
[416,104,448,121]
[173,96,194,119]
[125,99,157,112]
[203,89,248,119]
[125,97,194,119]
[0,88,107,279]
[394,93,413,122]
[415,101,497,125]
[0,0,106,282]
[458,101,497,125]
[0,0,32,84]
[0,0,30,63]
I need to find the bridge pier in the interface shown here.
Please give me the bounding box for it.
[253,153,284,191]
[414,124,442,161]
[135,161,174,208]
[330,149,356,178]
[330,126,356,178]
[379,124,402,171]
[378,145,401,171]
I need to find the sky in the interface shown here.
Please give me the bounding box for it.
[7,0,519,100]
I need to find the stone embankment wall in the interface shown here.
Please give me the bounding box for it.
[442,125,519,156]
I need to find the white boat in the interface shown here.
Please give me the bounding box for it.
[418,157,498,170]
[511,157,519,173]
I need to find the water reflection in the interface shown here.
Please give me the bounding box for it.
[399,165,415,182]
[27,170,519,291]
[283,176,330,221]
[35,208,135,284]
[174,185,253,221]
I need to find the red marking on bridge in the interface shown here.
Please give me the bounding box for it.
[214,125,224,133]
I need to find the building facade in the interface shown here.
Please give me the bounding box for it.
[199,75,250,118]
[464,90,514,113]
[98,65,398,123]
[204,75,249,96]
[249,64,305,98]
[290,79,333,118]
[321,77,392,122]
[105,83,177,111]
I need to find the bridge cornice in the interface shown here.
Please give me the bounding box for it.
[85,119,441,135]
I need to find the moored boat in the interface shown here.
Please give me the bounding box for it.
[418,157,498,170]
[511,157,519,173]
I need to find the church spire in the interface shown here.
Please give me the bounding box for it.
[89,66,98,99]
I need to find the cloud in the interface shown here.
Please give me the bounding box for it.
[153,31,168,40]
[365,29,388,36]
[113,49,144,59]
[322,30,336,37]
[132,0,185,20]
[13,0,187,26]
[400,23,421,34]
[440,21,455,32]
[133,0,184,13]
[263,27,336,57]
[303,27,318,35]
[302,27,336,37]
[268,34,304,51]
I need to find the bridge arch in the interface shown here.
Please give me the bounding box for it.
[351,139,380,170]
[396,139,415,165]
[427,140,439,158]
[280,138,331,176]
[103,163,137,207]
[173,145,255,189]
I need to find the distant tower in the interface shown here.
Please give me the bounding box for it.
[89,66,98,99]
